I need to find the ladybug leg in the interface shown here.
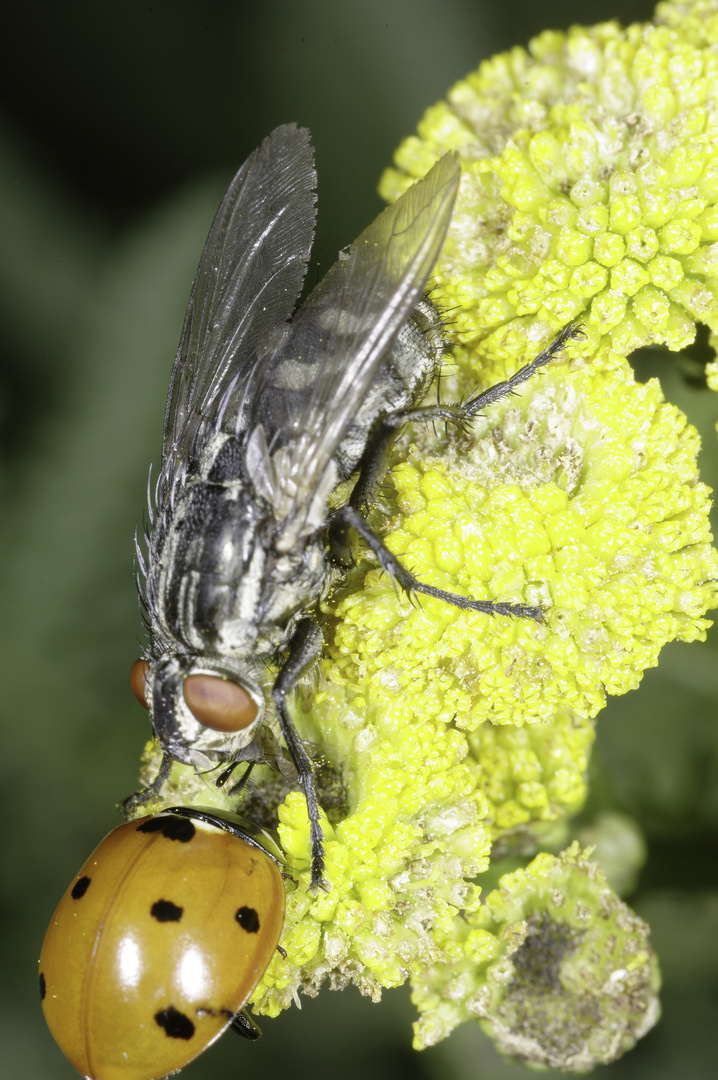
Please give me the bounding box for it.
[230,1008,262,1040]
[121,751,173,815]
[272,617,329,893]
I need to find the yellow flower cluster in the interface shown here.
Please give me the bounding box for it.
[381,0,718,381]
[470,709,595,841]
[252,699,491,1011]
[253,0,718,1030]
[323,362,717,731]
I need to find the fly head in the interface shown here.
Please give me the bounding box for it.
[131,652,266,768]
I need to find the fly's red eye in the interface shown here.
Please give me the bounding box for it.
[130,659,150,709]
[183,675,259,732]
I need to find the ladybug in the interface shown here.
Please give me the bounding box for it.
[39,807,285,1080]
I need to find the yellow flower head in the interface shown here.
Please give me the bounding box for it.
[381,0,718,378]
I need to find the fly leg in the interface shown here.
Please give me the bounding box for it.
[330,323,582,618]
[453,319,582,422]
[216,761,255,795]
[122,751,174,815]
[348,321,581,519]
[333,504,545,620]
[273,616,328,892]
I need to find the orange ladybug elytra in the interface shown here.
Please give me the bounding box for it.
[39,807,285,1080]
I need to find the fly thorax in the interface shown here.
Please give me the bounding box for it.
[211,539,269,654]
[151,470,271,657]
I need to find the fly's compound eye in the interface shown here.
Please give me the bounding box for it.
[130,659,150,710]
[183,675,259,733]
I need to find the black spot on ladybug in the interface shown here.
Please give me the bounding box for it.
[71,876,91,899]
[235,906,260,933]
[151,899,183,922]
[155,1005,195,1040]
[138,816,196,843]
[39,971,46,999]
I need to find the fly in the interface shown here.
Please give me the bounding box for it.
[128,124,579,890]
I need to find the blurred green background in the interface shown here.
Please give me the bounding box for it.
[2,2,717,1078]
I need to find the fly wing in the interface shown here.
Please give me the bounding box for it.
[241,151,460,539]
[162,124,317,469]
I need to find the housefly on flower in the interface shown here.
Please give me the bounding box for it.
[128,124,579,890]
